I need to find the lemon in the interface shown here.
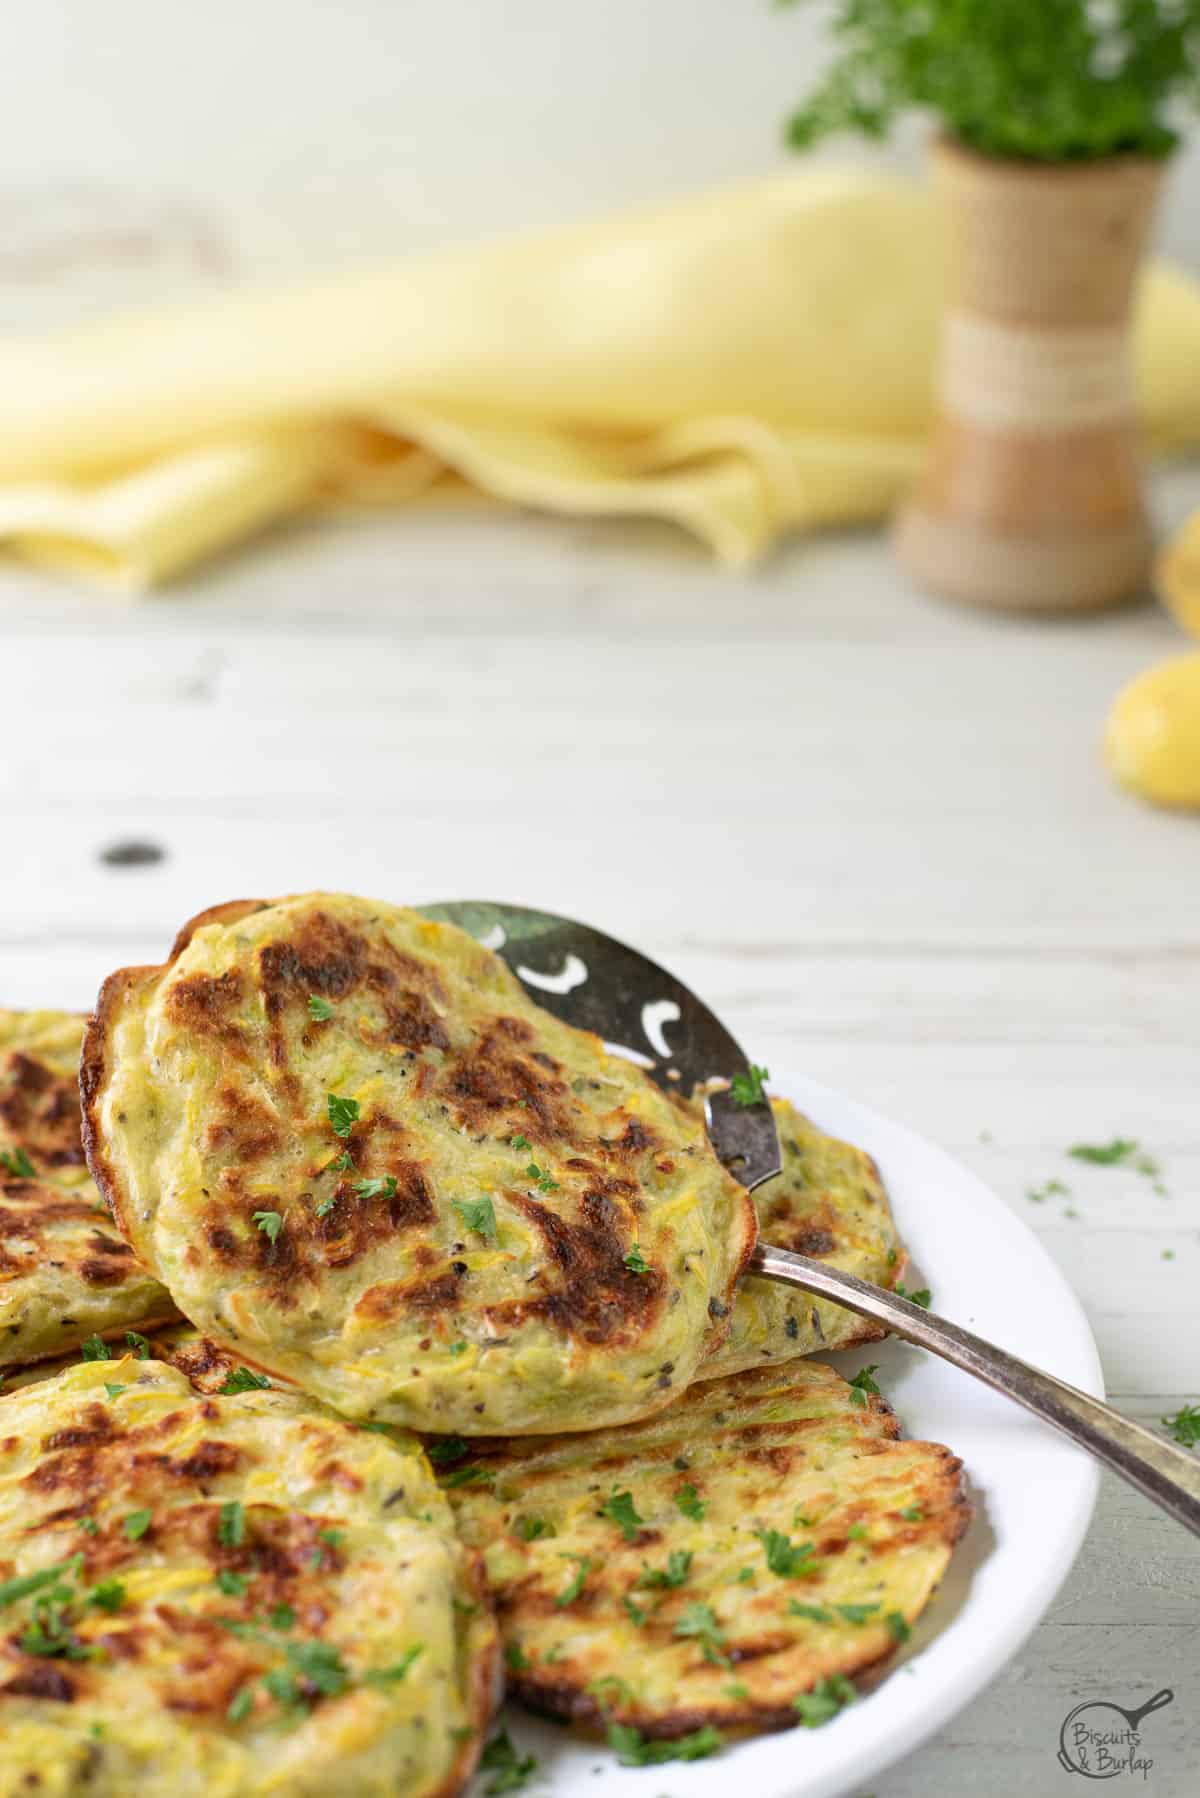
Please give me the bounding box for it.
[1105,652,1200,810]
[1156,513,1200,638]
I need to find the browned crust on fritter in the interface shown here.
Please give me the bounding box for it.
[80,967,163,1257]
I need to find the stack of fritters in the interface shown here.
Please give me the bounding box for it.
[0,894,966,1795]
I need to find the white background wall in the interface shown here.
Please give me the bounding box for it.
[1,0,1198,331]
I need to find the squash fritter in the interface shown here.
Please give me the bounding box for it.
[703,1096,905,1378]
[81,894,756,1434]
[0,1357,498,1798]
[443,1360,969,1739]
[0,1010,174,1368]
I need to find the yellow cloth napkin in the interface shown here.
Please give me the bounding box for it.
[3,168,1200,590]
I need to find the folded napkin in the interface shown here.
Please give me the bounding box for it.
[3,168,1200,590]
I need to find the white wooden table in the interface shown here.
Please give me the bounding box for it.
[1,474,1198,1794]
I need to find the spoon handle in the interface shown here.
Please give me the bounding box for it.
[751,1244,1200,1537]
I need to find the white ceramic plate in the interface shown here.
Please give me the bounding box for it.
[486,1069,1103,1798]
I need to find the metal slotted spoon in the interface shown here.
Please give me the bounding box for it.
[422,900,1200,1538]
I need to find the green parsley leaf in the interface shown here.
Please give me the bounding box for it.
[638,1549,692,1590]
[846,1523,868,1541]
[80,1335,111,1362]
[286,1637,350,1698]
[365,1644,424,1686]
[510,1134,530,1152]
[270,1602,296,1631]
[218,1501,245,1547]
[123,1509,152,1541]
[847,1364,881,1407]
[674,1482,705,1520]
[755,1528,816,1578]
[730,1064,769,1107]
[326,1093,360,1138]
[886,1610,911,1643]
[899,1505,924,1522]
[103,1384,125,1400]
[0,1556,83,1611]
[514,1516,555,1542]
[262,1666,300,1707]
[793,1673,857,1727]
[524,1161,560,1194]
[452,1195,496,1239]
[307,995,334,1021]
[1162,1402,1200,1447]
[86,1580,126,1613]
[219,1366,272,1394]
[554,1556,590,1608]
[480,1727,538,1794]
[725,1681,750,1699]
[79,1519,99,1537]
[607,1720,723,1765]
[427,1436,469,1465]
[437,1463,495,1489]
[449,1338,469,1356]
[601,1489,643,1542]
[227,1687,254,1722]
[623,1243,650,1274]
[353,1175,397,1201]
[623,1594,648,1626]
[125,1331,151,1358]
[788,1601,832,1622]
[1068,1138,1139,1165]
[314,1194,338,1218]
[252,1210,283,1243]
[0,1146,35,1179]
[328,1149,355,1173]
[504,1640,530,1673]
[895,1283,931,1308]
[217,1570,248,1596]
[673,1600,728,1664]
[835,1602,879,1625]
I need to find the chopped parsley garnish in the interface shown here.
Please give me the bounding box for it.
[525,1162,560,1194]
[755,1528,816,1578]
[353,1175,397,1201]
[252,1210,283,1244]
[80,1335,111,1362]
[730,1064,769,1107]
[674,1483,705,1520]
[227,1687,254,1722]
[847,1364,881,1407]
[449,1339,469,1356]
[896,1283,931,1308]
[504,1640,530,1673]
[510,1134,530,1152]
[0,1556,84,1611]
[638,1549,692,1590]
[0,1146,35,1179]
[125,1331,151,1358]
[217,1570,248,1596]
[123,1509,152,1540]
[607,1720,723,1765]
[899,1505,924,1521]
[270,1603,296,1631]
[514,1516,555,1542]
[846,1523,868,1541]
[79,1519,99,1537]
[86,1580,125,1613]
[218,1501,245,1548]
[601,1489,643,1541]
[623,1594,648,1626]
[725,1680,750,1699]
[427,1436,469,1465]
[314,1194,338,1219]
[103,1384,125,1400]
[479,1727,538,1793]
[788,1601,832,1622]
[1026,1178,1070,1203]
[835,1601,879,1625]
[285,1638,350,1698]
[307,995,334,1021]
[219,1366,272,1394]
[1162,1402,1200,1447]
[793,1673,857,1727]
[364,1644,424,1685]
[554,1556,590,1608]
[886,1610,911,1642]
[328,1150,355,1173]
[326,1093,360,1138]
[673,1600,728,1664]
[623,1243,650,1274]
[437,1463,495,1489]
[452,1195,496,1239]
[1068,1138,1139,1166]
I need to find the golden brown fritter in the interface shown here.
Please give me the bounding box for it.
[0,1010,174,1367]
[443,1360,969,1740]
[82,895,756,1434]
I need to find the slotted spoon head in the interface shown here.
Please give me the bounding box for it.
[419,900,781,1190]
